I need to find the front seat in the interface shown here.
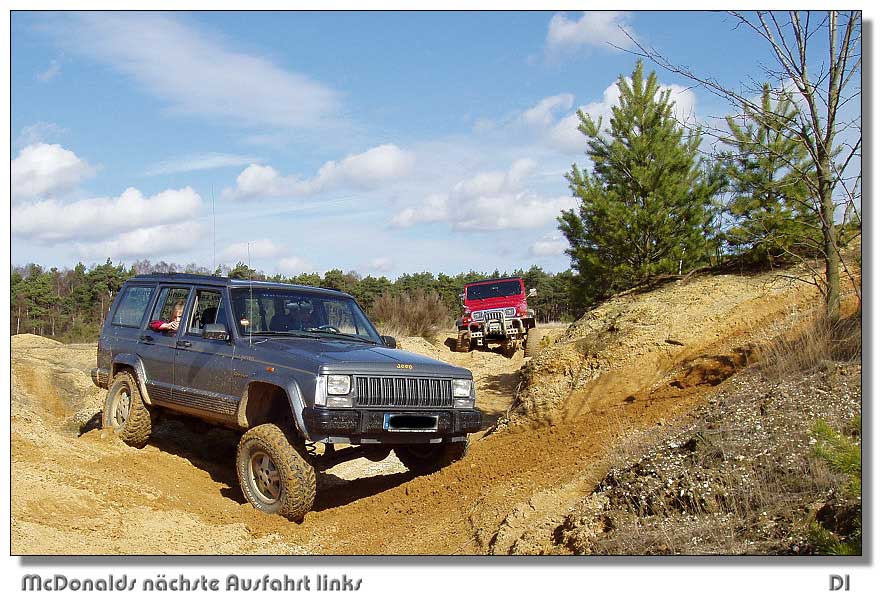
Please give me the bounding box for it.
[269,310,290,331]
[201,307,218,328]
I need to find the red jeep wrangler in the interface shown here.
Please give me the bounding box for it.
[454,277,538,355]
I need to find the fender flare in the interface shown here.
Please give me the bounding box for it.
[235,378,310,439]
[110,354,153,405]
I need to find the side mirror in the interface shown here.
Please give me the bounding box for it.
[528,288,537,298]
[381,335,397,349]
[203,323,230,341]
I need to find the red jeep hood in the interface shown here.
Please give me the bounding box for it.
[464,294,526,311]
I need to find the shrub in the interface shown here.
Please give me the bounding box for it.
[369,289,450,339]
[808,416,862,555]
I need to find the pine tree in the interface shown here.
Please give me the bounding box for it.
[722,85,816,265]
[559,61,724,303]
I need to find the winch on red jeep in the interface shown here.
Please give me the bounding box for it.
[454,277,538,356]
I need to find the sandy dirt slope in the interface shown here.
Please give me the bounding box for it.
[10,270,821,554]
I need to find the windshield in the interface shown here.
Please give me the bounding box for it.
[465,280,523,301]
[230,287,382,344]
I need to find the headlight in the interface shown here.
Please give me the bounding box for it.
[472,311,484,321]
[504,307,516,317]
[452,379,472,398]
[327,375,352,396]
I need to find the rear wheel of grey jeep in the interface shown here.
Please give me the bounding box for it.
[236,423,316,522]
[102,371,152,448]
[395,439,469,474]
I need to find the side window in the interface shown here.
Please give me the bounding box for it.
[150,287,190,334]
[186,290,224,335]
[112,286,154,327]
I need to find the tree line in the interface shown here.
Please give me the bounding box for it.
[10,259,576,342]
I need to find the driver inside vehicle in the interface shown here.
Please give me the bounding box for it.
[290,301,316,331]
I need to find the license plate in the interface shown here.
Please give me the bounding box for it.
[383,413,439,432]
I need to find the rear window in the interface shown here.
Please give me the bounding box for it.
[466,280,522,301]
[111,286,155,327]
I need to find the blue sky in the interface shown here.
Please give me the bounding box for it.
[11,10,826,277]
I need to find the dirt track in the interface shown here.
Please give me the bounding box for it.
[10,270,824,554]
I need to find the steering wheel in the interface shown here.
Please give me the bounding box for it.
[311,324,341,333]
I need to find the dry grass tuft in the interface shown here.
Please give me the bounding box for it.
[756,308,861,380]
[369,289,451,340]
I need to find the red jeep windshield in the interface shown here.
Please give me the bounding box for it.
[465,280,523,301]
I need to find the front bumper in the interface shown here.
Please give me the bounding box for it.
[303,407,483,444]
[469,317,525,341]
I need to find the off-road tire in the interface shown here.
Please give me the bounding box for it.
[102,371,152,448]
[524,330,542,358]
[236,423,316,522]
[455,330,471,353]
[394,439,469,474]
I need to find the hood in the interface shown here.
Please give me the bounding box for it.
[250,338,471,378]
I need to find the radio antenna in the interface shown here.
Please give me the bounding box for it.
[211,184,216,274]
[247,241,253,346]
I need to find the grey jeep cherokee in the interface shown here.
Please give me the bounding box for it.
[92,274,481,521]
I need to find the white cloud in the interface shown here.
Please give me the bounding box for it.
[12,186,202,242]
[16,122,67,148]
[76,221,208,260]
[58,12,342,131]
[223,144,414,201]
[392,159,578,231]
[547,112,586,154]
[391,193,450,228]
[145,152,262,176]
[545,11,635,59]
[366,257,394,273]
[530,235,569,257]
[220,239,286,262]
[278,256,312,274]
[315,144,415,189]
[11,143,95,202]
[520,94,574,128]
[37,59,61,82]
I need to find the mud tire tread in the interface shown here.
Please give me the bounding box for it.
[455,330,471,353]
[524,330,542,358]
[102,371,152,448]
[236,423,316,522]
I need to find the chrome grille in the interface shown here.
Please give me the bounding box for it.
[472,307,515,322]
[354,376,453,408]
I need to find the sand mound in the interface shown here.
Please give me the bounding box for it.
[512,269,819,424]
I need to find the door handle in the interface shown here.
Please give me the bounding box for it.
[176,340,192,348]
[139,334,154,343]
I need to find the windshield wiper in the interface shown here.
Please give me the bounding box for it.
[249,331,322,339]
[305,330,379,344]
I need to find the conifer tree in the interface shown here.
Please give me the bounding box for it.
[559,61,724,303]
[722,85,816,265]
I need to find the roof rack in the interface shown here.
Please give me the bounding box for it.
[128,273,353,297]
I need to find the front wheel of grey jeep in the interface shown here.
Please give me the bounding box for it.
[394,439,469,474]
[236,423,316,522]
[102,371,152,448]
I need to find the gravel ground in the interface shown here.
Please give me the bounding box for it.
[555,362,862,555]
